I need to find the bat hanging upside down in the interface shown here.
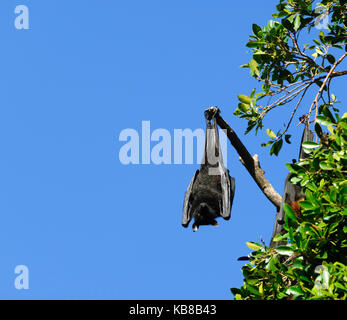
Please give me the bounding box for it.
[182,107,235,231]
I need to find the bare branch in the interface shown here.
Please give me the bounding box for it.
[262,81,311,116]
[277,84,311,140]
[289,33,328,73]
[308,52,347,121]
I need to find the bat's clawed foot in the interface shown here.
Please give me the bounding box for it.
[212,220,219,227]
[204,106,220,121]
[192,223,199,232]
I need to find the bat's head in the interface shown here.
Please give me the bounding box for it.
[192,202,218,231]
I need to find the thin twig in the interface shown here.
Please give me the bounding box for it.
[277,84,312,140]
[308,52,347,121]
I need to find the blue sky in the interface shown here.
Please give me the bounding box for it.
[0,0,346,299]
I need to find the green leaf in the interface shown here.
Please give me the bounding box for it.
[238,94,252,105]
[316,116,335,126]
[302,141,319,149]
[246,41,267,48]
[282,18,294,31]
[285,163,302,174]
[317,251,328,259]
[275,246,294,256]
[322,109,336,125]
[234,294,242,300]
[266,129,277,139]
[238,103,250,113]
[326,54,336,64]
[315,47,324,55]
[319,161,333,170]
[266,256,279,271]
[315,122,323,138]
[261,140,273,147]
[252,23,261,36]
[290,176,301,184]
[270,139,283,156]
[272,233,288,242]
[286,286,304,298]
[294,15,301,31]
[246,241,263,251]
[245,284,261,296]
[283,203,298,223]
[245,121,256,135]
[299,201,316,210]
[249,59,260,77]
[259,282,264,296]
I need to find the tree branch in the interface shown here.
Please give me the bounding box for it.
[308,52,347,121]
[209,108,282,210]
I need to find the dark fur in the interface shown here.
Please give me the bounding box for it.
[182,108,235,231]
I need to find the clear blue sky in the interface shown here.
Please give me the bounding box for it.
[0,0,346,299]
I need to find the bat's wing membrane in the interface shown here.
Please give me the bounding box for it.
[220,168,235,220]
[208,116,235,220]
[182,169,199,227]
[182,108,236,227]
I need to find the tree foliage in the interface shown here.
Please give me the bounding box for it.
[232,0,347,300]
[234,0,347,155]
[232,112,347,300]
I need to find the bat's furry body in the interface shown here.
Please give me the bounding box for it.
[182,108,235,231]
[271,121,313,247]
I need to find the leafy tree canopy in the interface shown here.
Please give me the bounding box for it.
[232,0,347,300]
[234,0,347,155]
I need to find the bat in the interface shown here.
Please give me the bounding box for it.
[286,121,314,212]
[182,107,235,232]
[270,121,313,247]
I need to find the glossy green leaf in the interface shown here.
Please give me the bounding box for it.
[294,15,301,31]
[270,139,283,156]
[302,141,320,149]
[238,103,250,113]
[316,116,335,127]
[246,242,263,251]
[298,201,316,210]
[252,23,261,36]
[275,246,294,256]
[286,286,304,298]
[238,94,252,105]
[266,129,277,139]
[319,161,333,170]
[283,203,298,222]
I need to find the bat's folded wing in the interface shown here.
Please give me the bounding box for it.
[220,167,235,220]
[182,169,199,227]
